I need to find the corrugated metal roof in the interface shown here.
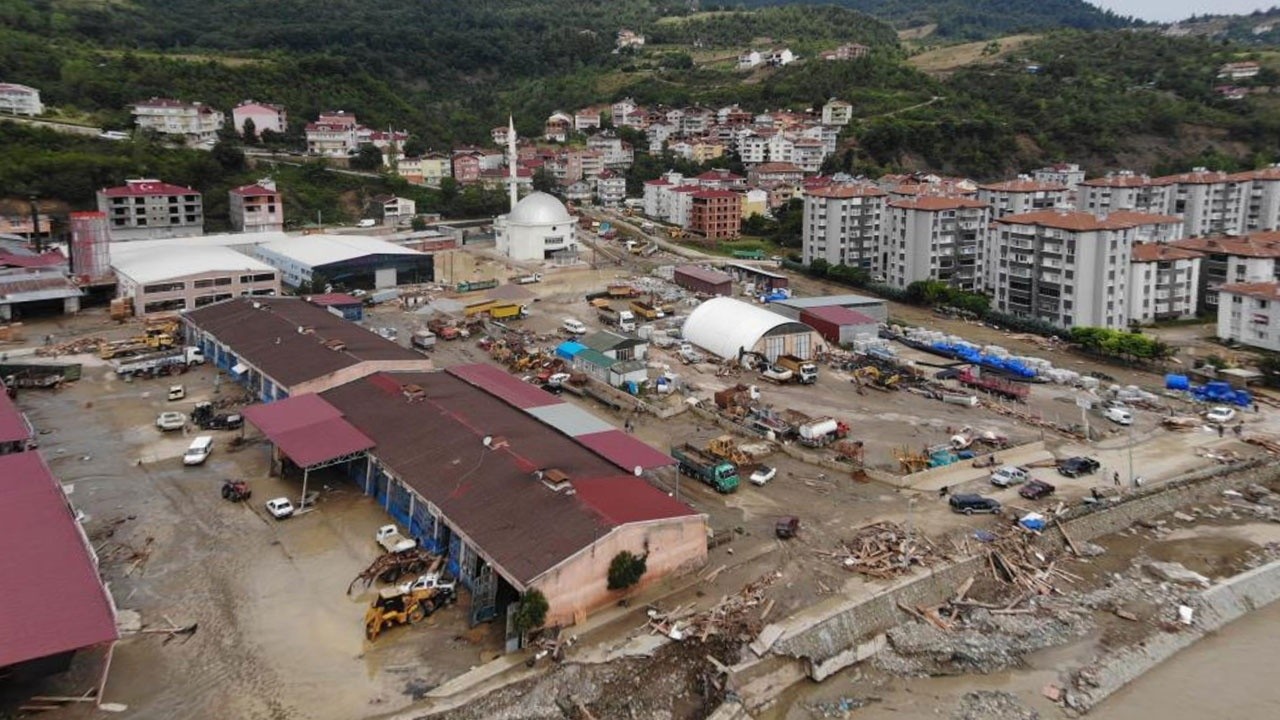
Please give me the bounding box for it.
[0,452,118,667]
[526,404,615,437]
[448,364,564,409]
[574,348,615,368]
[242,395,374,468]
[256,235,424,268]
[111,245,276,284]
[573,477,701,525]
[773,294,885,309]
[800,305,878,326]
[575,430,674,471]
[0,378,33,444]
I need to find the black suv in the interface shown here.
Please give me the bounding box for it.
[949,494,1002,515]
[1057,456,1101,478]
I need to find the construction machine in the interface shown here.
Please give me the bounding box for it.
[364,584,455,641]
[707,435,752,467]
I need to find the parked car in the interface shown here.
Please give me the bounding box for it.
[990,466,1030,487]
[561,318,587,335]
[182,435,213,466]
[155,411,187,432]
[396,572,459,599]
[265,497,295,519]
[1103,406,1133,425]
[949,494,1002,515]
[750,465,778,486]
[1206,406,1237,424]
[167,384,186,401]
[1057,456,1100,478]
[1019,479,1057,500]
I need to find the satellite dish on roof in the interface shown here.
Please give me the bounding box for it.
[634,465,643,477]
[482,435,493,448]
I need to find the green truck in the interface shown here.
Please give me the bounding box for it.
[670,444,739,493]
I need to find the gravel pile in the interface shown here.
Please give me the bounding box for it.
[876,606,1093,675]
[951,690,1040,720]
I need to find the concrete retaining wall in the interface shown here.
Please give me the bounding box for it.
[1074,557,1280,710]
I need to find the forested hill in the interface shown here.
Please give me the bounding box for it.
[729,0,1136,39]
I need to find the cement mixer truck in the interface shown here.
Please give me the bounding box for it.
[796,417,849,448]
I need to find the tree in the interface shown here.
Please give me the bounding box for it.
[211,141,246,172]
[403,137,427,157]
[350,143,384,171]
[607,550,647,590]
[410,215,428,231]
[531,166,558,193]
[512,589,548,635]
[241,117,258,144]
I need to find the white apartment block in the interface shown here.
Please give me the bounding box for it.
[596,173,627,207]
[231,101,287,136]
[0,83,43,116]
[96,179,204,242]
[131,98,225,143]
[1077,171,1170,215]
[976,178,1070,219]
[988,210,1136,329]
[737,134,768,164]
[1232,165,1280,231]
[802,184,887,271]
[1128,243,1202,324]
[883,197,990,292]
[821,99,852,126]
[1032,163,1086,193]
[1170,234,1280,312]
[1217,281,1280,352]
[1157,169,1249,236]
[1106,211,1185,243]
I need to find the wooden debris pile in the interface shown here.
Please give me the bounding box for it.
[983,528,1080,598]
[347,549,442,593]
[646,572,780,643]
[826,521,942,578]
[1244,435,1280,455]
[34,336,105,357]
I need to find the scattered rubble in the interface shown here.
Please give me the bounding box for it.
[951,690,1040,720]
[879,605,1093,675]
[646,573,780,643]
[823,522,945,579]
[1144,561,1211,588]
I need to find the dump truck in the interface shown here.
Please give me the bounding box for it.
[775,355,818,384]
[760,365,793,384]
[489,303,527,320]
[512,273,542,284]
[113,347,205,377]
[463,299,497,317]
[427,318,460,341]
[364,584,455,641]
[796,417,849,448]
[629,300,665,321]
[597,307,637,332]
[670,444,739,493]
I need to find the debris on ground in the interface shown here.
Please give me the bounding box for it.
[646,572,780,642]
[1144,561,1211,587]
[824,522,944,579]
[348,549,443,592]
[809,695,881,717]
[879,605,1093,675]
[951,690,1040,720]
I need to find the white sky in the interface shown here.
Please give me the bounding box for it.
[1089,1,1276,23]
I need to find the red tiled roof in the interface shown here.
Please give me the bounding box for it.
[997,209,1132,231]
[1170,234,1280,258]
[1080,174,1154,188]
[806,184,886,199]
[977,179,1068,192]
[0,452,118,667]
[1218,281,1280,301]
[100,181,199,198]
[752,162,804,173]
[889,196,988,211]
[1105,210,1183,225]
[1130,243,1203,262]
[1152,170,1239,185]
[0,378,33,444]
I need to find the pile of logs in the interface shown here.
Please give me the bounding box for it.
[826,522,942,579]
[984,528,1080,597]
[645,572,780,643]
[34,336,105,357]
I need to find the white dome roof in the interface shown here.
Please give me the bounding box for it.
[507,192,572,226]
[682,297,811,360]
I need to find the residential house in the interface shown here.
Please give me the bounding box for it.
[689,191,742,240]
[748,162,806,186]
[767,134,795,164]
[820,43,870,61]
[564,181,593,204]
[587,133,634,169]
[616,29,645,49]
[976,177,1071,219]
[741,188,769,219]
[737,134,769,165]
[131,98,224,143]
[421,153,452,186]
[883,196,989,292]
[1170,233,1280,312]
[680,109,712,135]
[305,111,360,157]
[1129,243,1202,324]
[451,151,482,184]
[717,105,753,126]
[791,139,828,173]
[646,122,676,153]
[802,183,888,271]
[396,156,426,185]
[737,50,763,70]
[988,210,1137,329]
[373,195,416,224]
[96,179,203,242]
[692,170,747,191]
[643,178,672,218]
[545,112,573,142]
[1217,281,1280,351]
[491,125,513,146]
[231,101,287,137]
[821,99,852,126]
[596,171,627,207]
[229,180,283,233]
[1218,61,1261,79]
[574,108,603,132]
[767,48,796,67]
[0,82,43,116]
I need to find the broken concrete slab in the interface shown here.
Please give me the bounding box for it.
[808,634,887,682]
[1145,561,1211,587]
[750,623,785,657]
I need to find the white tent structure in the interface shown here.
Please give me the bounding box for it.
[680,297,820,362]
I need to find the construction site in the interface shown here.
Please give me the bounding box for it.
[4,231,1280,720]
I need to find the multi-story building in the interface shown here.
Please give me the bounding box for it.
[737,134,769,164]
[0,82,43,116]
[1032,163,1087,194]
[791,139,827,173]
[421,153,452,186]
[451,151,482,184]
[131,98,224,143]
[883,197,990,292]
[988,210,1136,329]
[305,111,360,157]
[595,171,627,207]
[748,162,805,186]
[976,178,1070,219]
[544,112,572,142]
[1128,243,1202,324]
[643,178,672,219]
[821,99,852,126]
[1231,165,1280,232]
[231,101,287,137]
[801,183,887,271]
[820,43,870,61]
[692,169,747,191]
[229,180,283,233]
[1154,168,1249,236]
[1170,233,1280,313]
[96,179,204,242]
[574,108,602,132]
[689,191,742,240]
[1077,171,1169,215]
[1217,281,1280,351]
[587,133,634,169]
[1106,210,1186,243]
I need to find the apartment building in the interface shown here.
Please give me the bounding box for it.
[1077,171,1169,215]
[1128,243,1202,324]
[131,98,224,143]
[1231,165,1280,231]
[1106,210,1185,243]
[976,178,1071,219]
[305,111,359,157]
[689,191,742,240]
[0,82,43,116]
[96,179,204,242]
[1155,169,1249,236]
[229,180,283,233]
[1217,281,1280,352]
[1032,163,1087,193]
[231,101,287,136]
[883,197,990,291]
[595,171,627,207]
[801,183,887,271]
[1170,233,1280,312]
[988,210,1136,329]
[821,99,852,126]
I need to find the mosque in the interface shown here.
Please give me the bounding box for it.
[494,118,579,261]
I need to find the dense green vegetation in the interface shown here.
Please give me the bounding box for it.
[728,0,1134,39]
[648,6,898,48]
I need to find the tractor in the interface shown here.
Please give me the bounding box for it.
[364,585,452,641]
[221,479,252,502]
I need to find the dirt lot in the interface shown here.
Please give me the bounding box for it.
[2,355,498,720]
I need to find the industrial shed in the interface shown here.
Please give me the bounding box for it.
[769,293,888,323]
[800,306,880,346]
[682,297,820,362]
[673,265,733,297]
[254,235,432,289]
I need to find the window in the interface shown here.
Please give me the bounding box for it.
[143,281,185,293]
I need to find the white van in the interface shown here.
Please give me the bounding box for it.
[183,436,214,466]
[1103,406,1133,425]
[562,318,587,335]
[357,218,377,228]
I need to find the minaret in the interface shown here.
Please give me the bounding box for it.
[507,115,518,211]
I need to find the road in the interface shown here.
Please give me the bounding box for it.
[4,116,103,137]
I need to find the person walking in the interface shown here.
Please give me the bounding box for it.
[1113,470,1121,487]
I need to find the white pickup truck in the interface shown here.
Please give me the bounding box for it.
[375,525,417,553]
